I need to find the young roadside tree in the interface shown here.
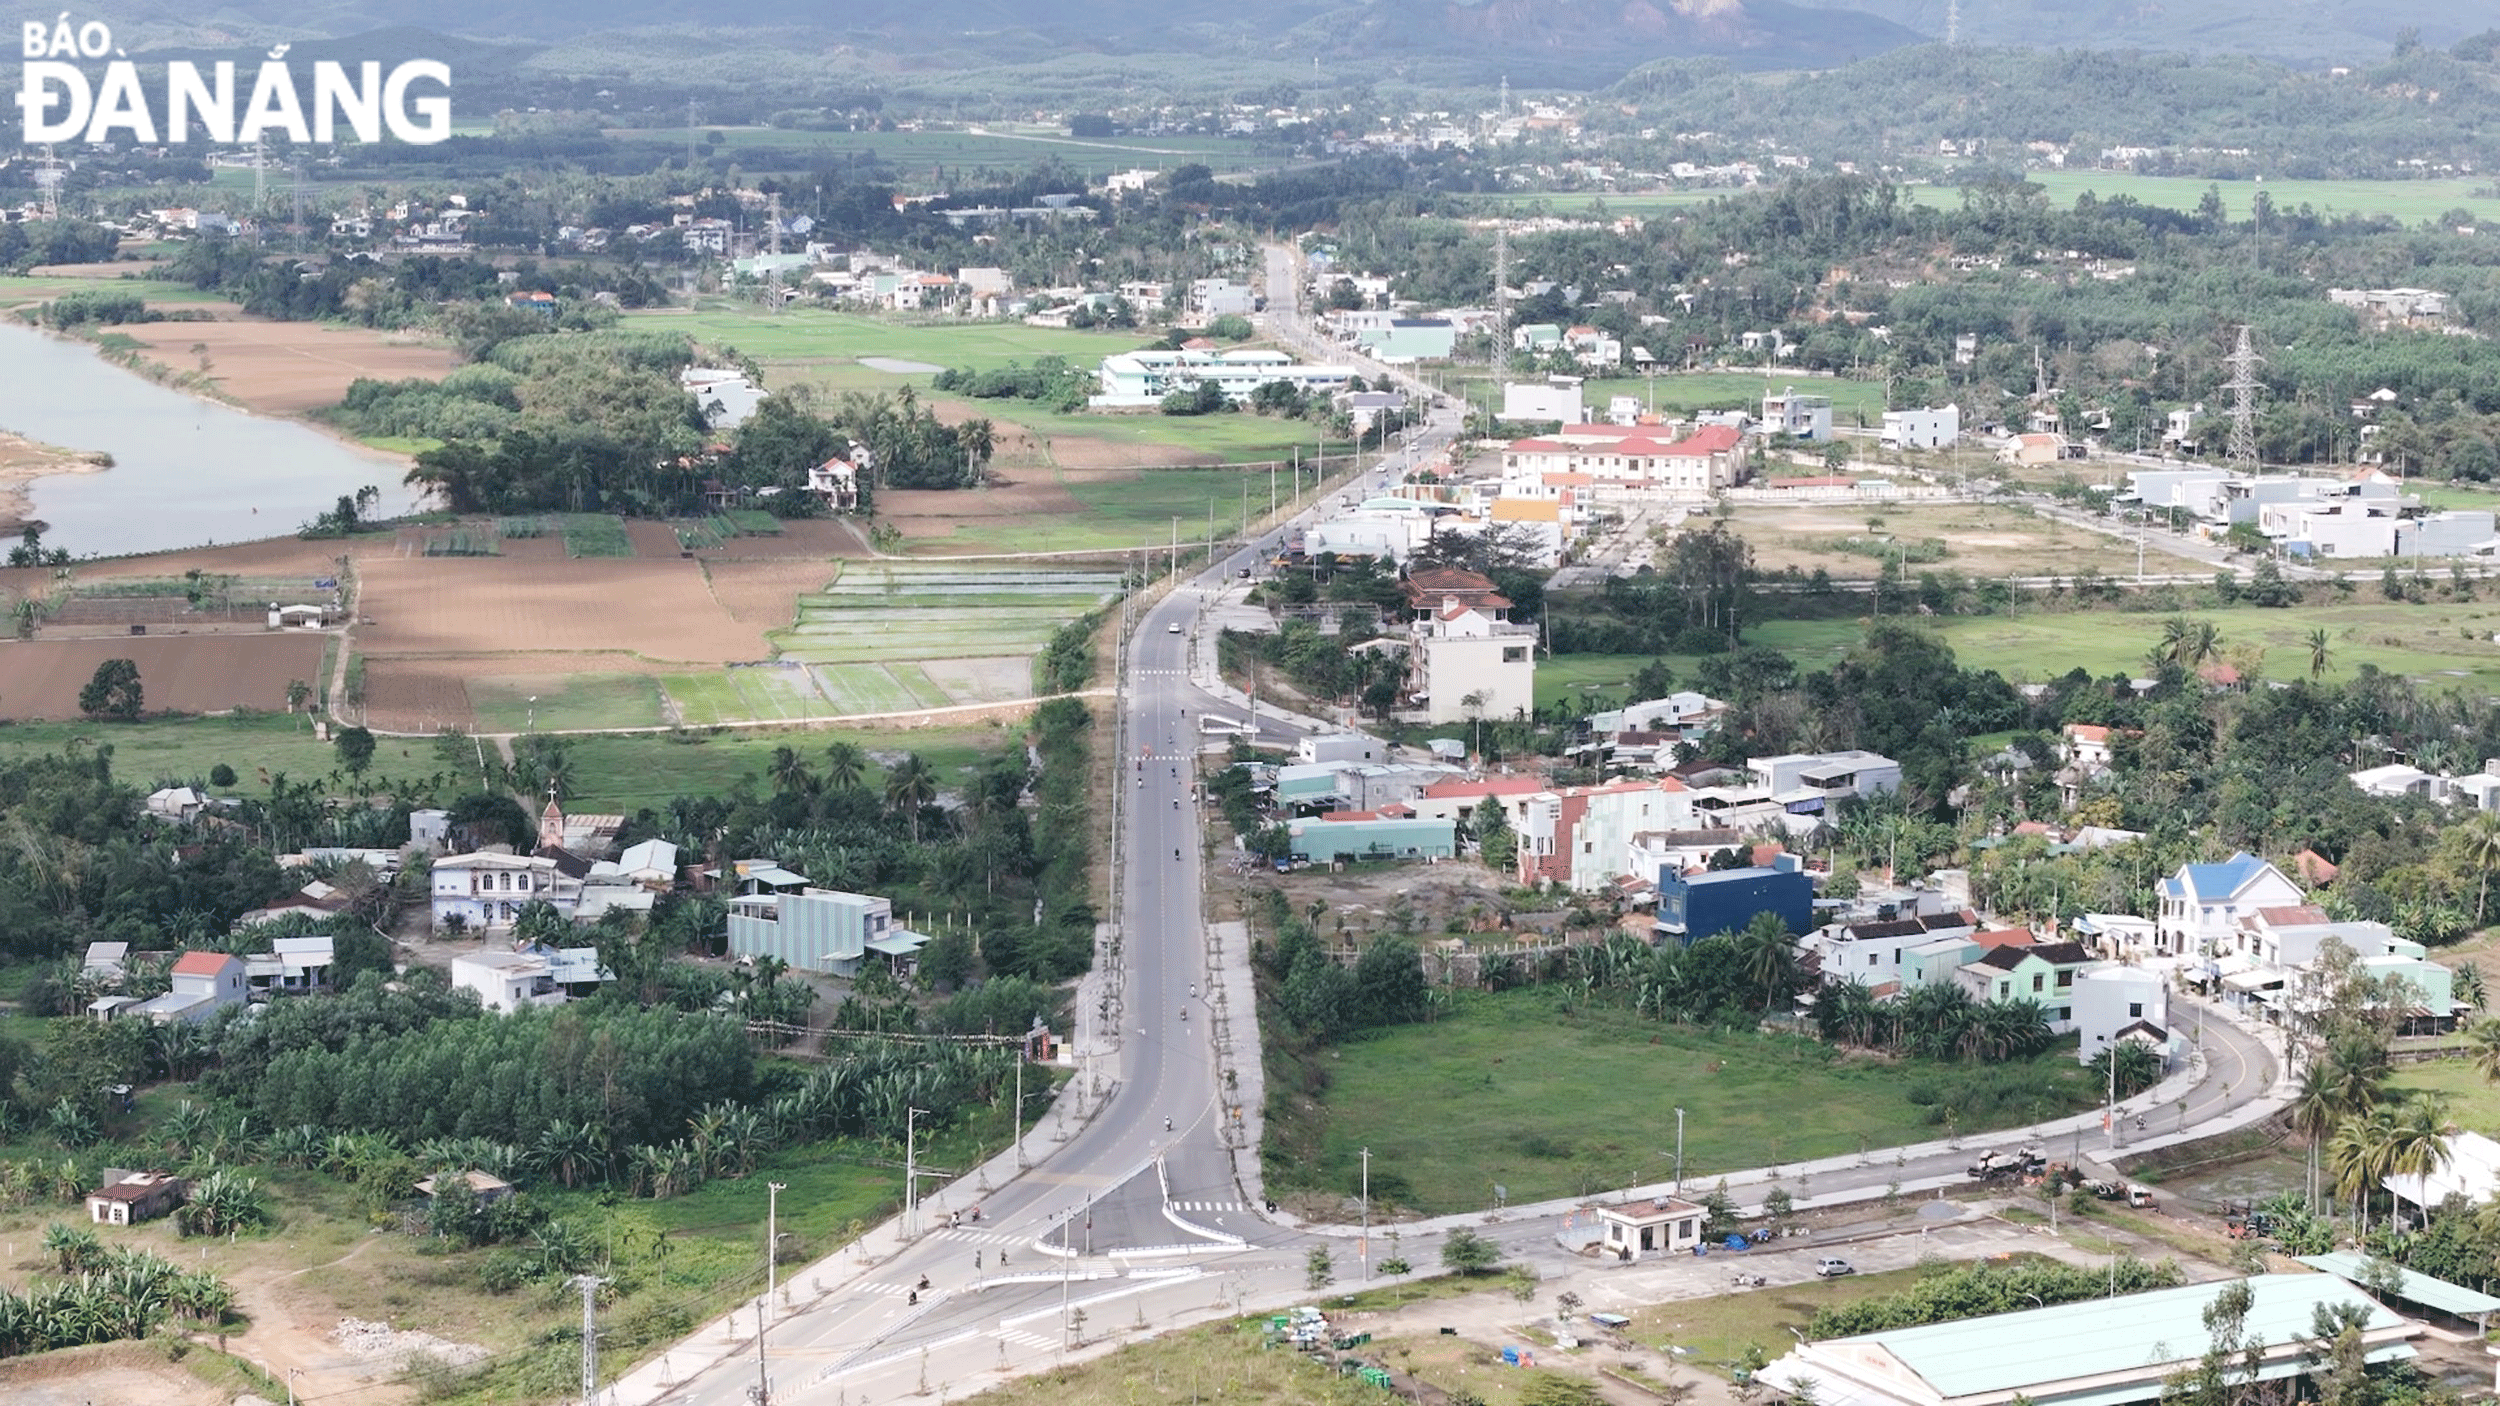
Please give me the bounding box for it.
[1440,1227,1501,1276]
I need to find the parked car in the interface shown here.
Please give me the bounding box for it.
[1813,1257,1855,1278]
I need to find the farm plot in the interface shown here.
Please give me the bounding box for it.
[0,634,322,721]
[771,562,1120,707]
[354,557,763,662]
[469,673,667,731]
[661,664,826,725]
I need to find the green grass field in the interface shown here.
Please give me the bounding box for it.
[557,727,1003,811]
[0,275,230,311]
[1538,594,2500,703]
[470,674,668,732]
[0,713,340,793]
[2388,1059,2500,1132]
[1275,986,2102,1214]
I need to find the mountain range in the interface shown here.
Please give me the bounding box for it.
[65,0,2500,88]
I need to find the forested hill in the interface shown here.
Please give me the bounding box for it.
[1806,0,2489,65]
[1607,37,2500,174]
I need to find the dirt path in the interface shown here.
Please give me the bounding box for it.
[214,1239,420,1406]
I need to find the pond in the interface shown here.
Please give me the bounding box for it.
[0,322,417,557]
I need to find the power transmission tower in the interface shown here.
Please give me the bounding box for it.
[33,145,63,221]
[1498,74,1510,117]
[2224,324,2264,472]
[1946,0,1960,45]
[571,1274,607,1406]
[687,97,701,171]
[1492,223,1510,367]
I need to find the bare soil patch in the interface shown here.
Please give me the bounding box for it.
[359,657,473,733]
[113,317,461,416]
[0,430,109,531]
[7,537,352,585]
[881,474,1088,526]
[0,633,323,720]
[1048,435,1222,470]
[705,558,835,626]
[626,520,682,558]
[355,556,762,663]
[0,1342,227,1406]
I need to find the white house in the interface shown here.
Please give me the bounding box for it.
[1746,751,1901,804]
[1089,348,1352,409]
[452,950,564,1014]
[1880,405,1961,450]
[133,951,248,1024]
[2350,764,2447,802]
[2071,963,2168,1066]
[145,786,207,823]
[431,851,580,932]
[2154,852,2305,957]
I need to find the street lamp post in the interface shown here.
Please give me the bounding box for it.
[766,1180,788,1313]
[1674,1107,1686,1196]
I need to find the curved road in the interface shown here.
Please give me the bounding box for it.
[622,259,2282,1406]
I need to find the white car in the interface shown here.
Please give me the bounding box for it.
[1814,1257,1855,1278]
[1167,622,1181,634]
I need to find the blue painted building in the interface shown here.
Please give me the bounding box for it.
[1655,861,1814,944]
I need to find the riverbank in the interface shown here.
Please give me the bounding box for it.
[0,430,110,533]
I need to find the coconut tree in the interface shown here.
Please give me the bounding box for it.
[2462,810,2500,925]
[2287,1062,2343,1209]
[2306,627,2332,680]
[767,745,817,798]
[884,752,938,843]
[1733,911,1800,1013]
[2471,1019,2500,1083]
[822,740,869,792]
[2457,961,2487,1017]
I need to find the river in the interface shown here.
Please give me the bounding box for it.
[0,321,417,557]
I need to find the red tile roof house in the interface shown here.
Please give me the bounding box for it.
[132,951,248,1024]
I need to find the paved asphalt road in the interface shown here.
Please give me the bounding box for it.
[624,255,2280,1406]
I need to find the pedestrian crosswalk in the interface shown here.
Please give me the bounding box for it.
[1169,1200,1245,1213]
[999,1328,1059,1353]
[937,1227,1022,1245]
[857,1280,923,1297]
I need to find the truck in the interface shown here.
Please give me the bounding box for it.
[1967,1146,2045,1182]
[2085,1180,2157,1209]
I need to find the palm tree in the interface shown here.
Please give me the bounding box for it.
[959,417,995,484]
[884,752,937,843]
[2327,1111,2394,1233]
[766,746,816,798]
[2457,961,2487,1016]
[2287,1062,2342,1209]
[1733,911,1798,1013]
[531,1120,608,1189]
[2180,620,2223,670]
[2469,1019,2500,1082]
[2305,627,2332,680]
[2463,810,2500,926]
[822,741,869,792]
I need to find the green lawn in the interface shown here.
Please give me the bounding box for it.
[0,275,231,311]
[2389,1060,2500,1133]
[358,434,443,456]
[1273,986,2102,1215]
[471,674,668,732]
[557,727,1003,812]
[0,713,341,793]
[1903,170,2500,227]
[1537,595,2500,702]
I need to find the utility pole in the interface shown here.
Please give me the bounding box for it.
[1673,1107,1686,1195]
[1013,1047,1026,1170]
[571,1274,606,1406]
[751,1300,771,1405]
[905,1107,927,1237]
[766,1180,787,1312]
